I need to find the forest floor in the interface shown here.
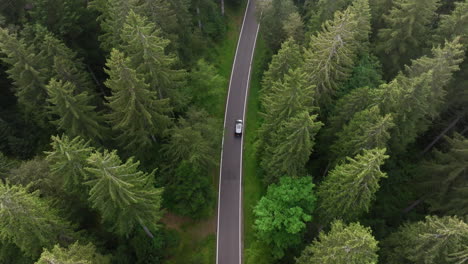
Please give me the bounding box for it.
[242,34,272,264]
[163,2,245,263]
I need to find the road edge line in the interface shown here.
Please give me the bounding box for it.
[216,0,252,263]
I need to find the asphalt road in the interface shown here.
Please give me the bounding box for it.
[216,0,259,264]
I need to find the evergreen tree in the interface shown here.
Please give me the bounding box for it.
[35,242,110,264]
[0,182,75,258]
[120,11,185,103]
[339,53,384,94]
[261,37,303,93]
[331,106,394,160]
[188,59,225,112]
[382,215,468,264]
[46,79,105,141]
[303,0,371,108]
[0,27,49,122]
[369,0,394,30]
[376,0,439,78]
[317,148,389,224]
[296,221,379,264]
[283,12,304,43]
[254,176,316,259]
[420,134,468,215]
[262,111,322,180]
[89,0,140,52]
[104,49,172,152]
[136,0,179,46]
[85,150,163,237]
[312,0,354,29]
[45,135,94,195]
[434,0,468,46]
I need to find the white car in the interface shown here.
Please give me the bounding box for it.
[235,119,243,136]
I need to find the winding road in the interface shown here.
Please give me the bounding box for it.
[216,0,259,263]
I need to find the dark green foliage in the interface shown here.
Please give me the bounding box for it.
[164,161,214,219]
[296,221,379,264]
[382,215,468,264]
[0,241,34,264]
[46,79,105,141]
[0,181,76,258]
[376,0,440,78]
[35,242,111,264]
[254,176,316,259]
[339,53,384,95]
[317,148,389,224]
[434,0,468,46]
[104,49,172,152]
[419,134,468,215]
[187,59,225,112]
[85,149,163,237]
[0,151,14,179]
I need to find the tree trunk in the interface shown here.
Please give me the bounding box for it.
[221,0,225,16]
[402,198,425,214]
[141,223,154,239]
[196,7,202,30]
[421,113,464,155]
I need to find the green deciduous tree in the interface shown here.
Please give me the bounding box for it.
[104,49,172,152]
[35,242,110,264]
[261,37,302,92]
[45,135,94,196]
[120,11,186,104]
[0,27,49,123]
[434,0,468,46]
[254,176,316,259]
[296,221,379,264]
[0,182,75,258]
[376,0,439,78]
[318,148,389,224]
[303,0,371,108]
[382,215,468,264]
[85,150,163,237]
[419,134,468,215]
[187,59,225,112]
[46,79,105,141]
[331,106,394,160]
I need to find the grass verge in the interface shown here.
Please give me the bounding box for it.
[242,34,273,264]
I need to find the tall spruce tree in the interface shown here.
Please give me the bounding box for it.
[262,111,322,180]
[85,150,163,237]
[303,0,371,108]
[0,27,49,123]
[46,79,105,141]
[317,148,389,224]
[261,37,303,93]
[45,135,94,195]
[104,49,172,152]
[0,182,75,258]
[296,221,379,264]
[419,134,468,215]
[382,215,468,264]
[331,106,394,160]
[376,0,440,78]
[433,0,468,46]
[35,242,110,264]
[120,11,185,103]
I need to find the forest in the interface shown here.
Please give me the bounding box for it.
[0,0,467,263]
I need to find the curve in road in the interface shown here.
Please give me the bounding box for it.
[216,0,259,264]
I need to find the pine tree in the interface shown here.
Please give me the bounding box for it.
[85,150,163,237]
[88,0,140,52]
[261,37,302,93]
[376,0,439,77]
[0,182,75,258]
[331,106,394,161]
[120,11,185,102]
[45,134,94,195]
[283,12,304,43]
[35,242,110,264]
[317,148,389,224]
[434,0,468,46]
[0,27,49,122]
[382,215,468,264]
[420,134,468,215]
[136,0,179,45]
[104,49,172,151]
[262,111,323,180]
[296,221,379,264]
[254,176,316,259]
[303,0,371,108]
[369,0,394,30]
[46,79,105,141]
